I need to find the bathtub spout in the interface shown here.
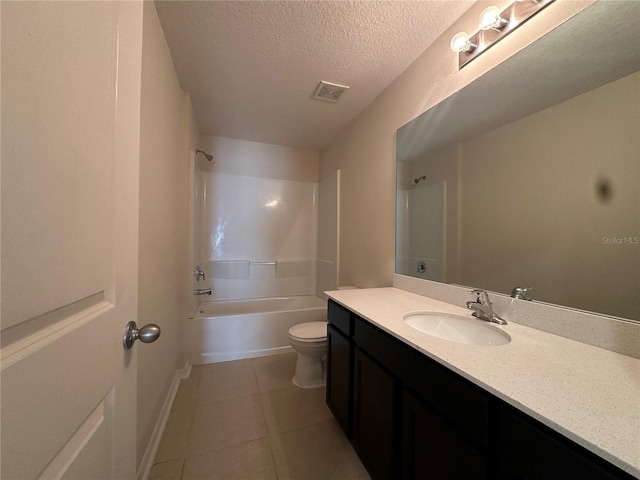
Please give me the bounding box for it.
[194,288,212,296]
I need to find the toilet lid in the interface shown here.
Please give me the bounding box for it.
[289,321,327,340]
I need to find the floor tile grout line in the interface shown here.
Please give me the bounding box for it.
[265,435,282,480]
[178,420,333,458]
[268,433,291,480]
[151,354,369,479]
[254,360,292,479]
[182,361,272,460]
[193,361,264,406]
[256,378,279,437]
[269,416,335,436]
[253,363,272,450]
[153,420,359,479]
[194,390,261,408]
[182,371,200,458]
[182,434,271,460]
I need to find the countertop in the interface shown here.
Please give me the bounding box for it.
[326,287,640,478]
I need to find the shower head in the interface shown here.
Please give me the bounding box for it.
[414,175,426,184]
[196,148,213,162]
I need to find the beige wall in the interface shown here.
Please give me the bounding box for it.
[320,0,592,288]
[137,1,199,466]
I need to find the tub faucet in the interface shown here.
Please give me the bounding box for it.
[195,265,206,281]
[194,288,212,296]
[466,289,507,325]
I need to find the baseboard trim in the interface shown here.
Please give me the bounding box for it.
[137,361,191,480]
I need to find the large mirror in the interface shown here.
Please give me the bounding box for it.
[396,1,639,321]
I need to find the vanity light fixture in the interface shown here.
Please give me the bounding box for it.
[479,6,508,31]
[450,0,555,69]
[450,32,477,54]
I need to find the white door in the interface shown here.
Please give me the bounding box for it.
[1,2,144,479]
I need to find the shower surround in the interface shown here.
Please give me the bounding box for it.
[193,136,321,303]
[188,136,324,364]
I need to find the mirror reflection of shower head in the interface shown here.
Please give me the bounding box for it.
[196,148,213,162]
[414,175,426,184]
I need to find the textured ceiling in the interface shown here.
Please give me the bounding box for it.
[155,1,473,150]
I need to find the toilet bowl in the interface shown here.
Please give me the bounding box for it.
[288,321,328,389]
[289,287,359,389]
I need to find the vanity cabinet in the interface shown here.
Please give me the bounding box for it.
[352,348,397,480]
[326,300,635,480]
[497,406,629,480]
[352,306,489,479]
[402,389,487,479]
[326,301,354,437]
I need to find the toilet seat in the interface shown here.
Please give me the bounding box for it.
[288,321,327,342]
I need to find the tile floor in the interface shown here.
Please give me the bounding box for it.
[149,352,369,480]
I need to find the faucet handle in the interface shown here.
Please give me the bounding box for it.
[511,286,533,301]
[194,265,206,281]
[468,289,491,305]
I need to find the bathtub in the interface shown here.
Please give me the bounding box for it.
[186,295,328,365]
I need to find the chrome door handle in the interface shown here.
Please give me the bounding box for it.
[122,321,161,350]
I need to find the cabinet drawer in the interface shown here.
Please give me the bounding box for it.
[328,300,353,336]
[354,316,489,449]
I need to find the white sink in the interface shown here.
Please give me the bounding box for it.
[404,312,511,346]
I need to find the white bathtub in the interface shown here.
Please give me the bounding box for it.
[186,295,328,365]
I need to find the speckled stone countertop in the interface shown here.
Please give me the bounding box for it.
[325,287,640,478]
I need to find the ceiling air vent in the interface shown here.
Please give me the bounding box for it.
[313,81,349,103]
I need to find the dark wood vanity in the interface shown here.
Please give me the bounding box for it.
[326,300,635,480]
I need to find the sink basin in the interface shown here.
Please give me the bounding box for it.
[404,312,511,346]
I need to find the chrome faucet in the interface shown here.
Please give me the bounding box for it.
[466,289,507,325]
[193,288,212,296]
[194,265,206,282]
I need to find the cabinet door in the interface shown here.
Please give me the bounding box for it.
[353,348,397,480]
[354,314,489,449]
[498,407,634,480]
[402,390,488,480]
[326,324,352,436]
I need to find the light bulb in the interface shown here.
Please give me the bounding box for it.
[450,32,476,53]
[479,6,508,31]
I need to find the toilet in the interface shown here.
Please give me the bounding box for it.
[288,286,359,389]
[288,321,328,388]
